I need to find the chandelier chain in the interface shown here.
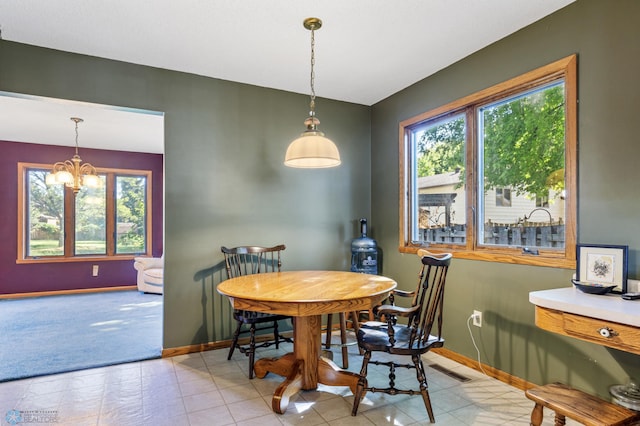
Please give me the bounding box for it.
[74,119,80,155]
[70,117,84,156]
[309,26,316,114]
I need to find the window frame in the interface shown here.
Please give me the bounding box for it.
[495,187,512,207]
[399,55,577,268]
[17,162,153,263]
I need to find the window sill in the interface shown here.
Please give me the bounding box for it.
[16,255,144,264]
[399,245,575,269]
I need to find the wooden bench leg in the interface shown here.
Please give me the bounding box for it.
[529,403,567,426]
[530,402,543,426]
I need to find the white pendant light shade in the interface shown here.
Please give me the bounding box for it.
[45,173,57,185]
[82,173,100,188]
[284,17,341,168]
[285,130,341,168]
[55,170,74,184]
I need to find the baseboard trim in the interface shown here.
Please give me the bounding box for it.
[0,286,138,299]
[162,336,533,392]
[162,332,294,358]
[432,347,534,391]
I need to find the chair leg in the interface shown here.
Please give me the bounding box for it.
[413,354,435,423]
[351,351,371,416]
[327,311,360,368]
[349,311,364,355]
[273,319,280,349]
[227,319,243,360]
[339,312,349,369]
[554,413,566,426]
[248,323,257,379]
[325,313,334,349]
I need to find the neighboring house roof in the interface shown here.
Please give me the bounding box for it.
[418,172,462,189]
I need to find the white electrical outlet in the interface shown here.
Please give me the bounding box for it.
[92,265,99,277]
[472,310,482,327]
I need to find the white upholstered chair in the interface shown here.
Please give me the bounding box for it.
[133,256,164,294]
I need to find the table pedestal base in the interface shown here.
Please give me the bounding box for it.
[253,315,365,414]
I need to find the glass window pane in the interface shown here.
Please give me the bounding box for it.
[410,114,466,245]
[478,81,566,249]
[27,169,64,257]
[75,176,106,255]
[116,175,147,254]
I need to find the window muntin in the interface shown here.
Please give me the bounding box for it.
[18,163,152,262]
[494,188,512,207]
[536,196,549,208]
[400,55,577,267]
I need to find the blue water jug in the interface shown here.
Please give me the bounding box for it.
[350,218,378,275]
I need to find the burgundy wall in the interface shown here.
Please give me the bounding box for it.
[0,140,163,295]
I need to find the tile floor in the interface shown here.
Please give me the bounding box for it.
[0,337,577,425]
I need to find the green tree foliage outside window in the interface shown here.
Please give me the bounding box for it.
[481,83,565,199]
[27,169,64,257]
[415,83,565,198]
[116,176,147,254]
[75,176,106,255]
[417,115,465,178]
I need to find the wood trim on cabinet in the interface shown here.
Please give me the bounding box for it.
[534,305,640,355]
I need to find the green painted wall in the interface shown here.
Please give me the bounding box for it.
[0,41,372,349]
[371,0,640,397]
[2,0,639,400]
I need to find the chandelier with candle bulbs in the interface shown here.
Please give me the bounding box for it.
[47,117,100,194]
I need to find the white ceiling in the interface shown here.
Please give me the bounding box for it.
[0,0,574,153]
[0,92,165,154]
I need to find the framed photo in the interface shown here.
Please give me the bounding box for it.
[577,244,628,293]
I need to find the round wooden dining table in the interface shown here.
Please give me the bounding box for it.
[217,270,397,414]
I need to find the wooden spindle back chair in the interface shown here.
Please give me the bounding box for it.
[351,251,453,422]
[221,244,292,379]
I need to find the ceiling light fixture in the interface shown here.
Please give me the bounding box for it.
[284,17,341,168]
[47,117,100,194]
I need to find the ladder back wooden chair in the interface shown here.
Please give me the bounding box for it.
[351,251,453,422]
[221,244,292,379]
